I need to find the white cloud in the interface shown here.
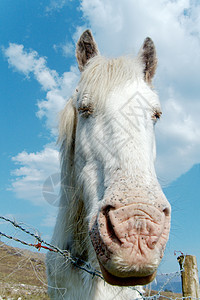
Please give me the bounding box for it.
[37,66,79,135]
[3,42,79,207]
[3,43,59,91]
[62,42,74,57]
[53,41,74,58]
[11,146,60,206]
[4,43,59,90]
[4,44,37,74]
[10,145,61,229]
[156,92,200,183]
[45,0,68,13]
[41,210,57,228]
[4,44,79,136]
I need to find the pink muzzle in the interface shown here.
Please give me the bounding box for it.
[89,182,171,286]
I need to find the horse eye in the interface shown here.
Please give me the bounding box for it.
[152,110,162,122]
[78,104,94,118]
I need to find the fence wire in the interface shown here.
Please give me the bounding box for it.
[0,216,103,280]
[0,215,199,300]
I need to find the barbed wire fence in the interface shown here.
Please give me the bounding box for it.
[0,215,199,300]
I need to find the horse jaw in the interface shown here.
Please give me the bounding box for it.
[99,261,157,286]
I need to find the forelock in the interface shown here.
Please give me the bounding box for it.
[77,55,143,109]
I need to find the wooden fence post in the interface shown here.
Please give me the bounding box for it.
[178,255,200,299]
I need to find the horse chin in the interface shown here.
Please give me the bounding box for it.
[99,261,157,286]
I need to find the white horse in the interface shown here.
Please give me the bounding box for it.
[46,30,171,300]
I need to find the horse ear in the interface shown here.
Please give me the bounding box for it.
[76,29,99,72]
[138,37,157,84]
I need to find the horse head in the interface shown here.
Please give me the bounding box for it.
[59,30,171,287]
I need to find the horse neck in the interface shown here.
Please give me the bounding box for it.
[52,188,88,258]
[50,149,143,299]
[51,192,143,299]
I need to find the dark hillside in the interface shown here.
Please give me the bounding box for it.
[0,241,49,299]
[0,241,182,299]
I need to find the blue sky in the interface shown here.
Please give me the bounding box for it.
[0,0,200,278]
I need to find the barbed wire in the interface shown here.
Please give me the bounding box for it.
[0,215,143,297]
[0,215,199,300]
[0,215,103,280]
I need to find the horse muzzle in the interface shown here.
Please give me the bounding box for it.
[89,198,171,286]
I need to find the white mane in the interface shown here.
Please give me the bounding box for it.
[78,55,143,108]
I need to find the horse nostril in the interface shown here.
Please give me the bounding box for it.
[163,206,171,217]
[102,205,114,218]
[102,205,122,245]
